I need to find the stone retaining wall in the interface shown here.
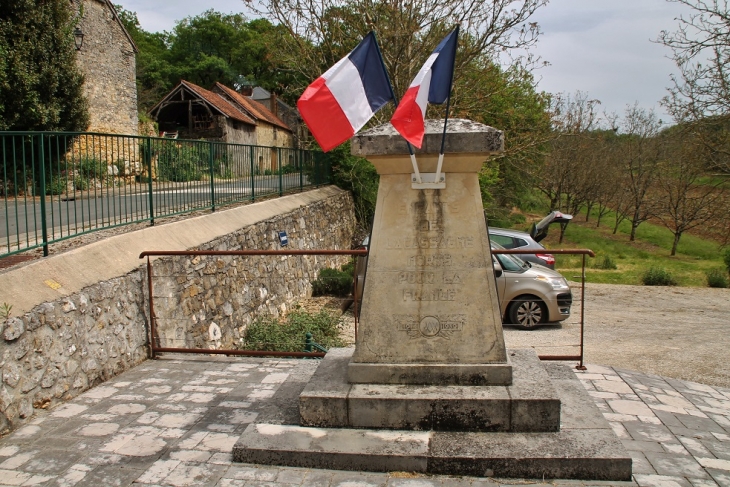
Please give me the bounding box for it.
[0,190,356,433]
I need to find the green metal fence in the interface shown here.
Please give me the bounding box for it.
[0,132,331,258]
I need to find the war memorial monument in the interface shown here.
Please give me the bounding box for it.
[233,120,632,481]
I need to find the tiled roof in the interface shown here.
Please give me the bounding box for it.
[213,83,291,132]
[180,81,256,126]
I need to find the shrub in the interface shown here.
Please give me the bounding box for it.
[78,157,107,179]
[155,143,205,182]
[312,267,353,297]
[241,309,345,352]
[706,268,729,288]
[73,176,88,191]
[44,175,66,195]
[509,213,527,225]
[642,267,677,286]
[724,248,730,276]
[595,255,618,270]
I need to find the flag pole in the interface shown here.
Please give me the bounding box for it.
[373,31,422,184]
[435,25,459,185]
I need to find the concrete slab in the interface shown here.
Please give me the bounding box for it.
[232,423,430,472]
[429,429,632,480]
[298,348,351,428]
[0,186,346,315]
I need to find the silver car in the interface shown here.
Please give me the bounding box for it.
[492,242,572,328]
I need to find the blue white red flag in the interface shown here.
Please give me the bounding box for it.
[297,32,393,152]
[390,29,458,148]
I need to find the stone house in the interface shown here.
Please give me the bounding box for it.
[73,0,139,135]
[149,80,293,148]
[250,86,308,149]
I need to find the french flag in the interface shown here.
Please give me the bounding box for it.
[390,29,459,148]
[297,32,393,152]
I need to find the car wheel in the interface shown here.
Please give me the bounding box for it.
[508,297,546,329]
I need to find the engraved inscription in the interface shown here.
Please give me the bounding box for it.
[403,289,457,301]
[419,317,440,337]
[394,314,466,339]
[408,254,453,267]
[442,273,461,284]
[398,272,434,284]
[386,236,474,250]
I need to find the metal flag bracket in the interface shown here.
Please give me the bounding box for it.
[411,153,446,189]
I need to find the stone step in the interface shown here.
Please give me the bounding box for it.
[232,424,632,481]
[300,348,561,432]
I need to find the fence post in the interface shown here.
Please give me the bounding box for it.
[209,141,216,212]
[38,134,49,256]
[298,150,303,192]
[145,137,154,225]
[249,146,255,202]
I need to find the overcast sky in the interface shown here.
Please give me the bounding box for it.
[118,0,694,122]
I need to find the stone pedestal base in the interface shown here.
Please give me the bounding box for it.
[312,349,553,431]
[232,349,632,481]
[347,360,513,386]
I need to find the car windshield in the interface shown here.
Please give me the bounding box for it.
[492,243,529,272]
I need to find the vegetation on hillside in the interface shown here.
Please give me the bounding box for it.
[0,0,89,131]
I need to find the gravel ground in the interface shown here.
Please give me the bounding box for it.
[328,282,730,389]
[506,282,730,389]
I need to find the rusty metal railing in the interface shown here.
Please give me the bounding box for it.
[492,248,595,370]
[139,249,368,359]
[138,247,594,369]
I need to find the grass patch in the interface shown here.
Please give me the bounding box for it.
[543,207,726,287]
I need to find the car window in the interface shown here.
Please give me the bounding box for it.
[490,234,515,248]
[494,253,525,272]
[515,238,529,248]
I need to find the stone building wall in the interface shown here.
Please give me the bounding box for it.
[255,124,294,149]
[75,0,138,135]
[0,190,356,434]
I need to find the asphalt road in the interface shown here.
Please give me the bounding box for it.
[0,175,308,246]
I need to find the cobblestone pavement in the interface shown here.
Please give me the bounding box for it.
[1,356,729,487]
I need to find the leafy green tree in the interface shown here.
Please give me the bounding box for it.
[115,7,301,110]
[0,0,89,130]
[115,6,172,110]
[456,58,552,214]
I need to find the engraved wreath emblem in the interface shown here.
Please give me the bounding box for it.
[394,314,465,339]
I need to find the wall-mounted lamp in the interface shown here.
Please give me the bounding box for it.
[73,27,84,51]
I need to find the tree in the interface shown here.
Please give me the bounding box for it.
[0,0,89,130]
[655,127,727,255]
[115,8,300,111]
[248,0,548,108]
[536,92,602,215]
[457,58,552,214]
[657,0,730,171]
[115,6,173,111]
[616,105,664,241]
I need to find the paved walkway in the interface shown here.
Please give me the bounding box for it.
[0,356,728,487]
